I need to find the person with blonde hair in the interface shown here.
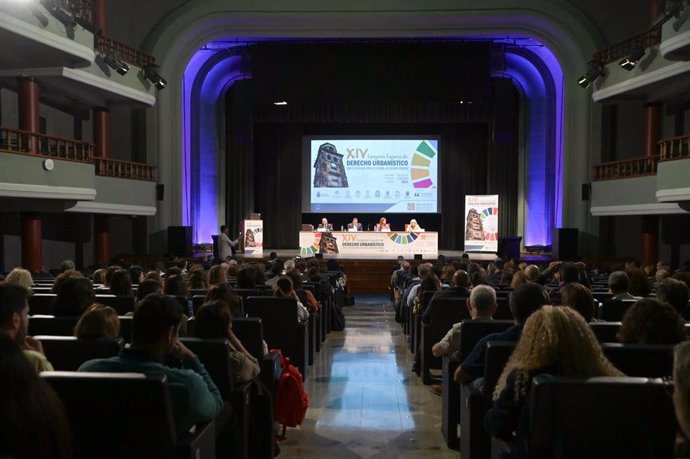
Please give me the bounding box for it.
[485,306,622,459]
[4,268,34,293]
[207,265,227,287]
[74,303,120,339]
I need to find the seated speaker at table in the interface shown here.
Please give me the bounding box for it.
[374,217,391,232]
[317,217,333,231]
[347,218,363,232]
[406,219,424,232]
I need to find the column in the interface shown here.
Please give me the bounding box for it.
[92,0,108,35]
[94,215,111,265]
[92,107,110,158]
[18,77,40,153]
[641,103,661,265]
[21,213,42,273]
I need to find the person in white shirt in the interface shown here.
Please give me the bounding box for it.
[219,225,238,260]
[407,219,424,232]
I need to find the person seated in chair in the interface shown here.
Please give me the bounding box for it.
[346,217,362,231]
[79,294,223,436]
[374,217,390,232]
[454,283,549,386]
[406,219,423,232]
[317,218,333,231]
[485,306,622,459]
[0,284,53,372]
[608,271,639,300]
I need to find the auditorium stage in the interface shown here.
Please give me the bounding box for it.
[241,249,553,262]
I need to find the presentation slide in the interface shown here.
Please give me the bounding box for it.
[464,195,499,252]
[306,137,439,213]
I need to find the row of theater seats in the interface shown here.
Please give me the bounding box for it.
[398,282,679,458]
[29,272,348,459]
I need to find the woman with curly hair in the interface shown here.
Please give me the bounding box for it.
[617,298,687,345]
[485,306,622,459]
[4,268,34,293]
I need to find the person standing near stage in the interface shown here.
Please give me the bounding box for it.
[219,225,238,260]
[317,218,333,231]
[347,218,363,231]
[374,217,390,232]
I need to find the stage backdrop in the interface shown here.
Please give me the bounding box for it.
[464,195,499,252]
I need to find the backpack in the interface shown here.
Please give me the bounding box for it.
[272,350,309,439]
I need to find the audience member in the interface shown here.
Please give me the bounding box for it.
[0,332,71,459]
[617,298,687,345]
[626,267,651,297]
[59,259,75,273]
[92,268,107,285]
[431,270,470,300]
[454,282,549,385]
[109,269,133,296]
[560,282,596,322]
[136,279,162,303]
[74,303,121,339]
[656,278,690,319]
[237,267,257,289]
[274,277,309,321]
[53,276,94,317]
[187,269,208,290]
[608,271,637,300]
[79,294,223,436]
[164,274,190,299]
[485,306,622,459]
[4,267,34,293]
[286,269,319,313]
[193,300,260,383]
[51,269,83,294]
[204,284,243,317]
[128,265,145,285]
[208,264,227,287]
[673,341,690,441]
[510,270,526,289]
[0,284,53,372]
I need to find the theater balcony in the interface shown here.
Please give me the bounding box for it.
[590,134,690,216]
[0,127,157,216]
[589,6,690,104]
[0,1,94,70]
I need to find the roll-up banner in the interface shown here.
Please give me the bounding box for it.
[464,195,499,252]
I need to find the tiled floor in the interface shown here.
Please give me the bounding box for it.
[280,296,458,458]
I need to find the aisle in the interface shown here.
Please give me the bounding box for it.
[280,296,457,458]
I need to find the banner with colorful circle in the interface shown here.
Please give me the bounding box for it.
[464,195,499,252]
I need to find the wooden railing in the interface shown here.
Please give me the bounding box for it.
[659,133,690,161]
[593,28,662,64]
[0,126,93,162]
[94,158,157,181]
[592,155,660,181]
[96,36,155,68]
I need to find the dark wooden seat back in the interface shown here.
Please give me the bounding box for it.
[36,336,123,371]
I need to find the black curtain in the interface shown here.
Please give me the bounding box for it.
[251,123,489,249]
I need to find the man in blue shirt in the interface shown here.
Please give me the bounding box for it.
[79,294,223,436]
[454,282,549,384]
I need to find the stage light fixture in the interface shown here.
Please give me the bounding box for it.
[144,64,167,90]
[103,53,129,76]
[41,0,76,27]
[577,61,604,88]
[75,16,102,36]
[273,101,288,106]
[619,42,646,71]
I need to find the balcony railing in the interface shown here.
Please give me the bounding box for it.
[0,127,93,162]
[592,155,660,181]
[659,133,690,161]
[96,36,155,68]
[94,158,157,181]
[66,0,94,23]
[594,28,662,64]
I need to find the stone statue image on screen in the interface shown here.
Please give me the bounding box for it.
[244,228,256,247]
[465,208,485,241]
[319,232,340,254]
[313,142,349,188]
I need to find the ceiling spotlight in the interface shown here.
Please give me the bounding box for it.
[619,43,646,71]
[577,61,604,89]
[144,64,167,90]
[103,53,129,76]
[273,101,288,106]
